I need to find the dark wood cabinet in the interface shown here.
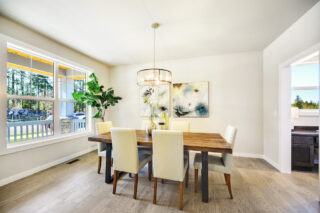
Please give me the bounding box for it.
[291,126,318,170]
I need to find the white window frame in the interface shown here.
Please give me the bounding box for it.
[0,34,93,155]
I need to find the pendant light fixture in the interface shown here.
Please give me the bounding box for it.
[137,23,172,86]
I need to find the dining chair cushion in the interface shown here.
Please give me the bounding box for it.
[138,153,152,170]
[152,130,187,182]
[111,128,152,174]
[137,146,152,155]
[98,150,114,158]
[98,150,106,157]
[193,153,232,174]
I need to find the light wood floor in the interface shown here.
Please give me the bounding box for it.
[0,152,319,213]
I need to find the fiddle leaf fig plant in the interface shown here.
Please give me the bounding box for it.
[72,73,122,122]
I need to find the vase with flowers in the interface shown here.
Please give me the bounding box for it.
[143,88,158,136]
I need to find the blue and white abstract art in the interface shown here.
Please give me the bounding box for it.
[172,82,209,118]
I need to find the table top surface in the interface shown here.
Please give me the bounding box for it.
[88,130,232,154]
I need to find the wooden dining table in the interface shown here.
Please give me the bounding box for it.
[88,130,232,203]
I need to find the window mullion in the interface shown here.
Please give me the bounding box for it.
[30,55,33,97]
[86,71,91,132]
[53,62,60,136]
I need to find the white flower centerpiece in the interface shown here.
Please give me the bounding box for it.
[143,88,159,136]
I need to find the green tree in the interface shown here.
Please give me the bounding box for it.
[292,95,319,109]
[293,95,303,109]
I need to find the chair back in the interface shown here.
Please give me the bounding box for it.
[96,121,113,152]
[222,125,237,169]
[170,121,190,132]
[224,125,237,148]
[110,128,139,173]
[152,130,184,181]
[97,121,113,134]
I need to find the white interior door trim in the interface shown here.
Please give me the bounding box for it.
[278,42,320,174]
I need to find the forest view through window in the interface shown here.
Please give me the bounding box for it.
[291,64,319,109]
[6,46,88,144]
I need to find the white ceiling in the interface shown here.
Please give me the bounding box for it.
[0,0,318,66]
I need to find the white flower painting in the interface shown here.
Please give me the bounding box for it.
[139,86,170,117]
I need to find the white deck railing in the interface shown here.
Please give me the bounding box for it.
[7,119,86,143]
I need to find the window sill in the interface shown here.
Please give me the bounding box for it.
[0,131,94,156]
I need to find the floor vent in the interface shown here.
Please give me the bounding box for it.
[66,159,80,164]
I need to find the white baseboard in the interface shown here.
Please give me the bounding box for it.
[234,153,285,173]
[0,146,97,187]
[263,155,281,172]
[233,152,264,159]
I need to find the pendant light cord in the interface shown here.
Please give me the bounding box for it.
[153,26,156,69]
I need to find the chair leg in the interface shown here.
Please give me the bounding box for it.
[111,158,113,167]
[179,181,183,210]
[113,170,118,194]
[224,173,233,199]
[133,173,138,199]
[148,160,152,181]
[185,166,189,188]
[194,169,198,193]
[129,173,132,178]
[153,177,157,204]
[161,179,164,184]
[97,156,102,174]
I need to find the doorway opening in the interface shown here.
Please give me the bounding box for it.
[279,44,320,174]
[291,51,319,173]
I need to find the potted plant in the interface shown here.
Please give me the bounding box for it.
[72,73,122,122]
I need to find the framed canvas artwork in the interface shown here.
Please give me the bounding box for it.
[172,82,209,118]
[139,86,170,117]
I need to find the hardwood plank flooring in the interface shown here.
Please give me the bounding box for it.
[0,152,318,213]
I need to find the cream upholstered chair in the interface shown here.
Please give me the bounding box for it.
[152,130,189,210]
[193,125,237,199]
[111,128,152,199]
[170,120,190,132]
[96,121,113,174]
[170,120,190,170]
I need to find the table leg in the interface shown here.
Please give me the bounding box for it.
[201,151,208,202]
[105,143,113,183]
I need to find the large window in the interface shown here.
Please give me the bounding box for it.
[291,64,319,109]
[58,65,86,134]
[6,46,89,144]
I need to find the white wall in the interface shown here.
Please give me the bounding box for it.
[0,16,110,184]
[263,2,320,168]
[109,51,263,156]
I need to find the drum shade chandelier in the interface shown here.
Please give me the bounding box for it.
[137,23,172,86]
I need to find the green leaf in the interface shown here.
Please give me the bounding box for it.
[72,73,122,120]
[89,73,98,82]
[93,109,102,119]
